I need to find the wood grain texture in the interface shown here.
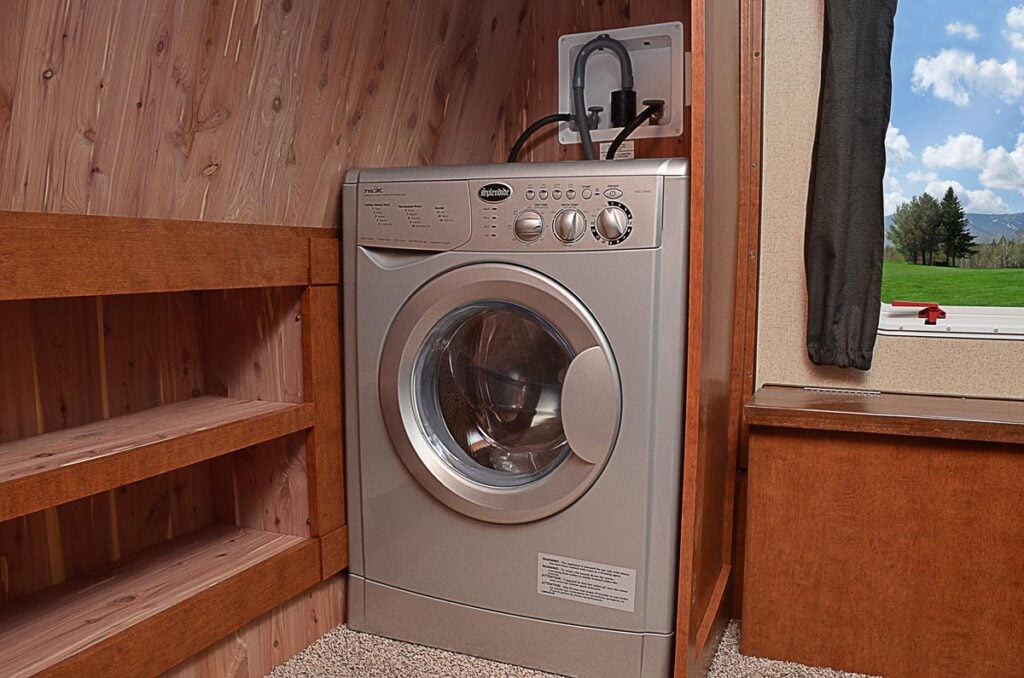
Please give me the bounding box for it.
[742,428,1024,678]
[0,524,320,678]
[747,385,1024,445]
[202,287,305,404]
[674,0,741,675]
[0,218,312,300]
[211,433,312,538]
[0,397,315,523]
[319,525,349,580]
[302,285,345,536]
[164,574,346,678]
[0,1,688,229]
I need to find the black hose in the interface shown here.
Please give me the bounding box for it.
[605,103,663,160]
[507,113,572,163]
[572,34,634,161]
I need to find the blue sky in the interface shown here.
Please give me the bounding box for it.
[885,2,1024,214]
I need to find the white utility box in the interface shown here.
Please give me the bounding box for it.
[558,22,688,146]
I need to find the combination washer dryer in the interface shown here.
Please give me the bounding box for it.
[342,159,690,678]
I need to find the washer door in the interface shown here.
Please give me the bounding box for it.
[379,263,621,524]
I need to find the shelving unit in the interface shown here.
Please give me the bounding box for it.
[0,211,345,675]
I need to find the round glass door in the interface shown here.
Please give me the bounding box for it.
[415,302,574,488]
[379,263,622,524]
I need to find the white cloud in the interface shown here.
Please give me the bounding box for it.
[965,188,1010,213]
[1008,7,1024,50]
[885,124,913,164]
[884,168,909,214]
[924,178,965,198]
[921,133,986,169]
[946,22,979,40]
[906,169,938,183]
[979,133,1024,193]
[920,179,1009,213]
[912,49,1024,106]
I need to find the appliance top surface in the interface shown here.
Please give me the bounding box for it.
[345,158,689,184]
[346,159,690,254]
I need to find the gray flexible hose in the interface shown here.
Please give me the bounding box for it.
[572,34,635,160]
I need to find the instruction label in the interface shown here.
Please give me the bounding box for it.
[537,553,636,612]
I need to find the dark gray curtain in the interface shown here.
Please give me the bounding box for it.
[805,0,897,370]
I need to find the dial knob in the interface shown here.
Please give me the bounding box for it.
[513,210,544,242]
[553,209,586,243]
[595,206,629,242]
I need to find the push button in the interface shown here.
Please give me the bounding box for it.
[525,189,535,200]
[552,189,562,200]
[604,188,623,199]
[539,189,549,200]
[582,188,593,199]
[566,189,576,200]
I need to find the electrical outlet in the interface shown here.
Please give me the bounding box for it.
[558,22,687,146]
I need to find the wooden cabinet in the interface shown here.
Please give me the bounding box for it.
[741,386,1024,678]
[0,212,345,677]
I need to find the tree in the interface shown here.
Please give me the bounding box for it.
[938,187,977,266]
[888,193,942,264]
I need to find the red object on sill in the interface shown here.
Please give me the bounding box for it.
[892,300,947,325]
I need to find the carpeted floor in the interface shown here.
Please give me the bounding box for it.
[269,620,878,677]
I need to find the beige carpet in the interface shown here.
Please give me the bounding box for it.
[269,620,878,677]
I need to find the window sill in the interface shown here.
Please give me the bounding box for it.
[878,303,1024,340]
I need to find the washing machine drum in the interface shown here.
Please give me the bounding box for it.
[378,263,622,524]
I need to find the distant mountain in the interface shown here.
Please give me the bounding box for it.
[884,212,1024,244]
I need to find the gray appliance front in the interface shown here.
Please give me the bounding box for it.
[352,245,683,635]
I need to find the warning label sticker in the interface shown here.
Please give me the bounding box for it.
[537,553,636,612]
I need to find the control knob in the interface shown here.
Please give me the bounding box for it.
[513,210,544,242]
[553,209,586,243]
[595,206,629,242]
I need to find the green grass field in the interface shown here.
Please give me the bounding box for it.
[882,261,1024,306]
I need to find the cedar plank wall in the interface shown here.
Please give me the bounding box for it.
[0,0,688,226]
[0,0,692,674]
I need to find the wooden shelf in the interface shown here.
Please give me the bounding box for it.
[0,396,316,522]
[0,210,340,301]
[746,385,1024,445]
[0,524,321,678]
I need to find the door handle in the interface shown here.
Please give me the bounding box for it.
[561,346,621,465]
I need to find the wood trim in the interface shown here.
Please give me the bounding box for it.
[309,237,341,285]
[0,210,337,239]
[736,0,765,471]
[0,215,316,301]
[302,285,346,536]
[319,525,350,580]
[0,526,321,678]
[746,385,1024,445]
[0,397,315,523]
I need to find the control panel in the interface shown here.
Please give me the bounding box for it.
[357,175,664,251]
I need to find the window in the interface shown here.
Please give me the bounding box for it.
[880,3,1024,339]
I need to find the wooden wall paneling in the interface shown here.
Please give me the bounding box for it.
[0,513,53,606]
[202,287,305,404]
[102,292,204,415]
[0,301,38,442]
[742,428,1024,677]
[211,434,311,538]
[0,0,118,212]
[30,296,104,431]
[164,575,346,678]
[0,1,27,182]
[102,290,212,566]
[301,285,344,537]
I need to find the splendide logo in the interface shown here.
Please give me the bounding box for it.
[478,183,512,203]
